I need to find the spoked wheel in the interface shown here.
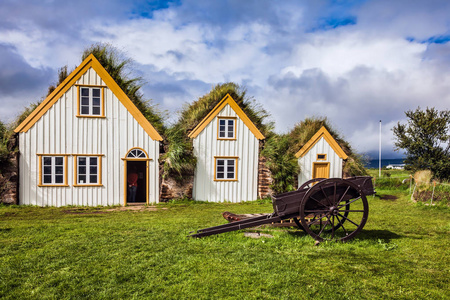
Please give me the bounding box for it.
[299,178,369,242]
[293,178,326,231]
[298,178,326,190]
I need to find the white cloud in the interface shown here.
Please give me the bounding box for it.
[1,0,450,158]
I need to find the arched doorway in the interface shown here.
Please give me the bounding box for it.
[123,148,151,205]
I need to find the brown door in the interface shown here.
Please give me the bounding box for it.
[313,162,330,179]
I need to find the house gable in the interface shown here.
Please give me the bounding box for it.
[14,54,162,141]
[188,94,264,140]
[295,126,348,159]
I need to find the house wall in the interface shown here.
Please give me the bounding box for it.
[298,137,343,187]
[192,104,259,202]
[18,67,159,206]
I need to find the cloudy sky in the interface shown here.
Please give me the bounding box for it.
[1,0,450,159]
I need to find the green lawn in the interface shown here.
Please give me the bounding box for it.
[1,188,449,299]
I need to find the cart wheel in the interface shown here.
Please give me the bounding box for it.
[298,178,326,190]
[299,178,369,242]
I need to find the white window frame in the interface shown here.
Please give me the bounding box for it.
[78,86,104,117]
[39,155,68,186]
[218,117,236,140]
[74,155,102,186]
[214,157,238,181]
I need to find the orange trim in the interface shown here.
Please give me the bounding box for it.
[295,126,348,159]
[14,54,163,141]
[217,117,237,140]
[214,156,238,181]
[317,154,327,161]
[37,154,70,187]
[76,86,105,118]
[73,155,103,186]
[188,94,264,140]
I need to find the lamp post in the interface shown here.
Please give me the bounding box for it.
[379,120,381,177]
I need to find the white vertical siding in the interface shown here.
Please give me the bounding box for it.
[298,137,343,187]
[192,104,259,202]
[18,67,160,206]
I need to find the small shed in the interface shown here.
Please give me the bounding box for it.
[295,126,348,187]
[14,54,163,206]
[188,94,265,202]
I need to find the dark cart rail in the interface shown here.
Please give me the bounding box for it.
[189,176,375,242]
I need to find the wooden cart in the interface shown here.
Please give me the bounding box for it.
[189,177,375,242]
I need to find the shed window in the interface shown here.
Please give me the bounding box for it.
[317,154,327,160]
[74,156,102,186]
[218,118,235,139]
[79,87,103,116]
[215,157,238,181]
[40,155,67,186]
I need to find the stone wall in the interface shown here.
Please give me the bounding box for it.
[258,156,273,199]
[0,137,18,204]
[160,175,194,201]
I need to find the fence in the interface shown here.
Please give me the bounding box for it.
[373,175,450,205]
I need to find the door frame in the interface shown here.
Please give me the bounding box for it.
[312,162,330,179]
[122,147,152,206]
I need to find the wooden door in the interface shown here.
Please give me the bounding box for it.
[313,162,330,179]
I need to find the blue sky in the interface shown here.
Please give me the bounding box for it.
[1,0,450,158]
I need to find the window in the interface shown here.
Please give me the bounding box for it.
[126,148,147,158]
[39,155,68,186]
[218,118,236,139]
[78,86,104,117]
[317,154,327,160]
[215,157,238,181]
[74,155,102,186]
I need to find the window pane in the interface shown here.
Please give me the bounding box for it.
[217,166,224,172]
[55,175,64,184]
[79,157,86,165]
[227,172,234,179]
[43,166,51,175]
[217,160,224,166]
[90,166,97,174]
[219,120,225,126]
[228,131,234,138]
[217,173,224,179]
[92,97,100,106]
[55,166,63,175]
[55,157,63,165]
[79,166,86,175]
[43,157,52,165]
[228,160,234,166]
[90,175,97,183]
[90,157,97,165]
[92,107,100,115]
[43,175,52,183]
[81,88,89,96]
[79,175,86,184]
[227,166,234,172]
[81,106,89,115]
[92,88,100,97]
[81,97,90,105]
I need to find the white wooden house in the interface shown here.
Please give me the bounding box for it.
[188,94,265,202]
[295,126,348,187]
[14,54,163,206]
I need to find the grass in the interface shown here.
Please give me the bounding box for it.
[1,181,449,299]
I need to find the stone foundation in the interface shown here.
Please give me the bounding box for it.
[258,156,273,199]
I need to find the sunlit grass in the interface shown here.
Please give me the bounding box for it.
[0,187,449,299]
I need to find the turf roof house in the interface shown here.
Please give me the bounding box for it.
[188,94,265,202]
[14,54,163,206]
[295,126,348,187]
